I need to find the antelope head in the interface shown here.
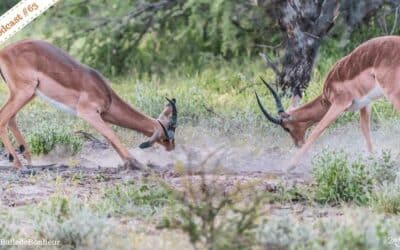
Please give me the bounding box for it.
[255,77,307,147]
[139,98,177,151]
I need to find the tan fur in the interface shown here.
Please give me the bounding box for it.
[282,36,400,168]
[0,39,174,169]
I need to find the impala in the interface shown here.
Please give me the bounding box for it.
[255,35,400,169]
[0,39,177,172]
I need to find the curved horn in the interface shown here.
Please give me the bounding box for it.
[165,97,177,128]
[255,92,282,125]
[260,77,284,113]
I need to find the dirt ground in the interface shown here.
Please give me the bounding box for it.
[1,120,400,208]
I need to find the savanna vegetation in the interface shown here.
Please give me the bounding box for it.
[1,0,400,249]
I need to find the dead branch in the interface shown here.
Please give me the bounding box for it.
[259,52,281,76]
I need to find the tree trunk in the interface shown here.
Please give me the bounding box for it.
[271,0,339,97]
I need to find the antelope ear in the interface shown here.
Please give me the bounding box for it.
[138,130,160,149]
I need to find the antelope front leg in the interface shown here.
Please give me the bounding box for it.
[289,102,350,170]
[77,109,144,170]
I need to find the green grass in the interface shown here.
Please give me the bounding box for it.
[96,180,174,218]
[0,152,397,249]
[311,149,400,212]
[31,196,108,247]
[312,150,373,205]
[26,121,83,155]
[367,150,398,185]
[371,183,400,215]
[259,209,398,250]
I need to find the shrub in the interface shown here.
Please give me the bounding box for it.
[321,212,395,250]
[371,182,400,215]
[259,216,314,250]
[0,228,14,250]
[258,210,397,250]
[163,173,265,250]
[312,150,373,205]
[367,150,398,185]
[27,122,83,155]
[332,227,367,250]
[32,196,108,248]
[0,221,14,246]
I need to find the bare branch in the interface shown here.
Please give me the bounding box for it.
[67,0,181,39]
[314,0,339,36]
[259,52,281,76]
[254,42,283,50]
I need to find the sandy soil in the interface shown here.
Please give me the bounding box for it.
[1,120,399,207]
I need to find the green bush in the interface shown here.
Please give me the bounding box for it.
[312,150,373,205]
[0,223,14,250]
[259,216,314,250]
[259,211,397,250]
[32,196,108,248]
[163,173,265,250]
[367,150,398,185]
[27,123,83,155]
[42,0,274,77]
[0,221,14,242]
[333,227,367,250]
[371,183,400,215]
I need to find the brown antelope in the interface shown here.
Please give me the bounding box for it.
[256,35,400,169]
[0,39,177,172]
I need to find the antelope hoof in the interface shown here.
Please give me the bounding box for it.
[8,153,14,162]
[18,145,25,154]
[120,158,144,171]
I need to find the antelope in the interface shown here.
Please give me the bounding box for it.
[0,39,177,173]
[256,35,400,169]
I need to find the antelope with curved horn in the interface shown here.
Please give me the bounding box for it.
[256,36,400,168]
[0,39,178,172]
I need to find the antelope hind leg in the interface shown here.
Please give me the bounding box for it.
[8,116,33,164]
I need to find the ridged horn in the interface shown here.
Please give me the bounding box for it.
[260,77,284,113]
[255,92,282,125]
[165,97,177,129]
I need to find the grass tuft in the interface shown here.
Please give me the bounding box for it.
[96,181,174,218]
[371,183,400,215]
[32,196,108,248]
[312,150,373,205]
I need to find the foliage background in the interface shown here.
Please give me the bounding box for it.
[0,0,399,151]
[0,1,398,81]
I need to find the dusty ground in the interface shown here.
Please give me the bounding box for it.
[0,119,399,208]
